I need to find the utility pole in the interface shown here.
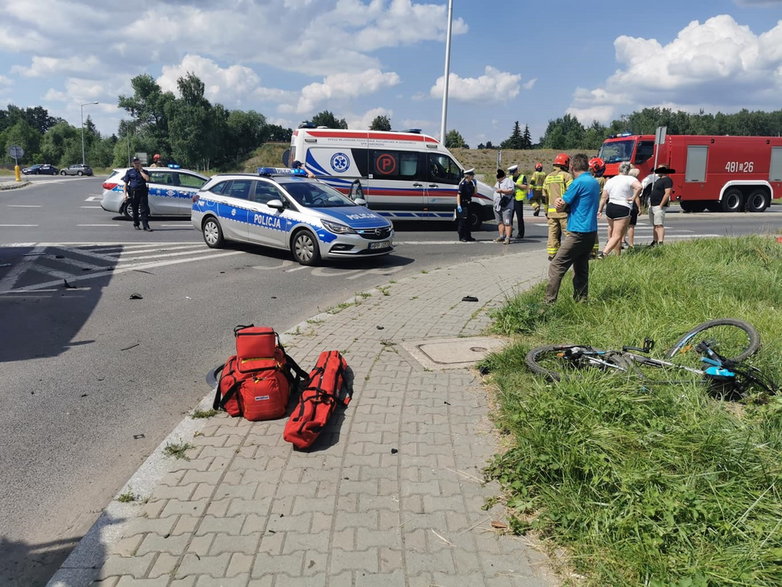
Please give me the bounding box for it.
[439,0,453,144]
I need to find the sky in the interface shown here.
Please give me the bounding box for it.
[1,0,782,149]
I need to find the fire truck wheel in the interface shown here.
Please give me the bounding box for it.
[720,188,744,213]
[745,189,769,213]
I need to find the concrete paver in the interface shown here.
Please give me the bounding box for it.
[49,249,558,586]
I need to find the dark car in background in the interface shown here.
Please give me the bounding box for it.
[59,164,93,176]
[22,164,59,175]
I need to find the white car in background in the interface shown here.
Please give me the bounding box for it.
[100,166,209,218]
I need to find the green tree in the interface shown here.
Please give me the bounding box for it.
[369,115,391,131]
[118,74,175,158]
[166,72,217,169]
[445,129,468,149]
[309,111,348,129]
[540,114,586,149]
[40,121,79,166]
[3,119,41,163]
[522,125,533,149]
[224,109,267,166]
[501,121,524,149]
[264,124,292,143]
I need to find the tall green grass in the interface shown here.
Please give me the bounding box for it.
[484,236,782,586]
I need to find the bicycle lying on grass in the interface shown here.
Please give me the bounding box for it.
[525,319,778,398]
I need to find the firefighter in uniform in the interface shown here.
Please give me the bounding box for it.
[456,168,477,242]
[529,162,547,216]
[542,153,573,260]
[508,164,528,240]
[588,157,606,258]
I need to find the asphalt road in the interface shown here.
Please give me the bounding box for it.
[0,176,779,585]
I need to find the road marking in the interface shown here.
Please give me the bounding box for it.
[80,206,103,209]
[0,224,38,227]
[0,249,243,294]
[0,245,46,291]
[77,224,121,227]
[8,204,42,208]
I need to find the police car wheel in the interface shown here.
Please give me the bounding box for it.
[202,217,224,248]
[291,229,320,266]
[122,202,134,220]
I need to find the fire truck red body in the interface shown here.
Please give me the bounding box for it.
[598,134,782,212]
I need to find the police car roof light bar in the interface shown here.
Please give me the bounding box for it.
[257,167,307,177]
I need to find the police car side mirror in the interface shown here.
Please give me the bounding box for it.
[354,198,367,206]
[267,199,285,210]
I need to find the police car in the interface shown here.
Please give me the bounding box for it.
[101,166,209,218]
[191,168,394,265]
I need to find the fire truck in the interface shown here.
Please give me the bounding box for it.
[598,133,782,212]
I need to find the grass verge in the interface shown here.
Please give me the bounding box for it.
[483,236,782,586]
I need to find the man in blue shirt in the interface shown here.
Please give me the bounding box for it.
[545,153,600,303]
[123,157,152,231]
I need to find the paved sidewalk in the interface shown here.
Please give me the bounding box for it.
[50,248,556,586]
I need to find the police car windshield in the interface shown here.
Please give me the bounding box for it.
[280,180,356,208]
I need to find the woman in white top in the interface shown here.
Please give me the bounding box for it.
[597,162,642,257]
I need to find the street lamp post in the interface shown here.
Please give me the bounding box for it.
[80,101,98,165]
[439,0,454,144]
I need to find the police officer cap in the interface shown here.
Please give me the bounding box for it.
[508,164,518,173]
[464,168,475,175]
[131,157,140,162]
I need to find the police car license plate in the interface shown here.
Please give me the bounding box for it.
[369,240,390,249]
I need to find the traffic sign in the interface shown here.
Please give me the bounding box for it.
[8,145,24,159]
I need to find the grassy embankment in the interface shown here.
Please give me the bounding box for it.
[482,236,782,586]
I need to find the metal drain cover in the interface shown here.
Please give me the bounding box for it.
[401,336,507,370]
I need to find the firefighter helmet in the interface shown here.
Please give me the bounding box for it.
[553,153,570,168]
[588,157,606,176]
[153,153,161,161]
[534,162,543,171]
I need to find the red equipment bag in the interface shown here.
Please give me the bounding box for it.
[283,350,352,449]
[213,325,307,421]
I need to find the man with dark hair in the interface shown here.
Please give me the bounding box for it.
[648,165,674,246]
[545,153,600,303]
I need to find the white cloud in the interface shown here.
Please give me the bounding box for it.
[346,106,394,130]
[430,66,522,102]
[158,55,268,105]
[287,69,401,114]
[568,15,782,123]
[12,55,102,78]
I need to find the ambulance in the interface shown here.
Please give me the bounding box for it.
[285,128,495,228]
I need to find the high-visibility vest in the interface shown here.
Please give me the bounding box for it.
[513,174,527,201]
[531,171,547,191]
[543,170,573,218]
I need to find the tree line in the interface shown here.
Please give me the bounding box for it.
[3,74,782,171]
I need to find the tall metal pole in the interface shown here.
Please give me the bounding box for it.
[80,101,98,165]
[439,0,453,144]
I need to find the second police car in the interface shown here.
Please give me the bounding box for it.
[191,168,394,265]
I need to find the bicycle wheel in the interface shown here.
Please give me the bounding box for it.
[664,319,760,370]
[525,345,629,382]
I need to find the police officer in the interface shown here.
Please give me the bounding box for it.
[508,164,528,240]
[123,157,152,231]
[456,168,476,242]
